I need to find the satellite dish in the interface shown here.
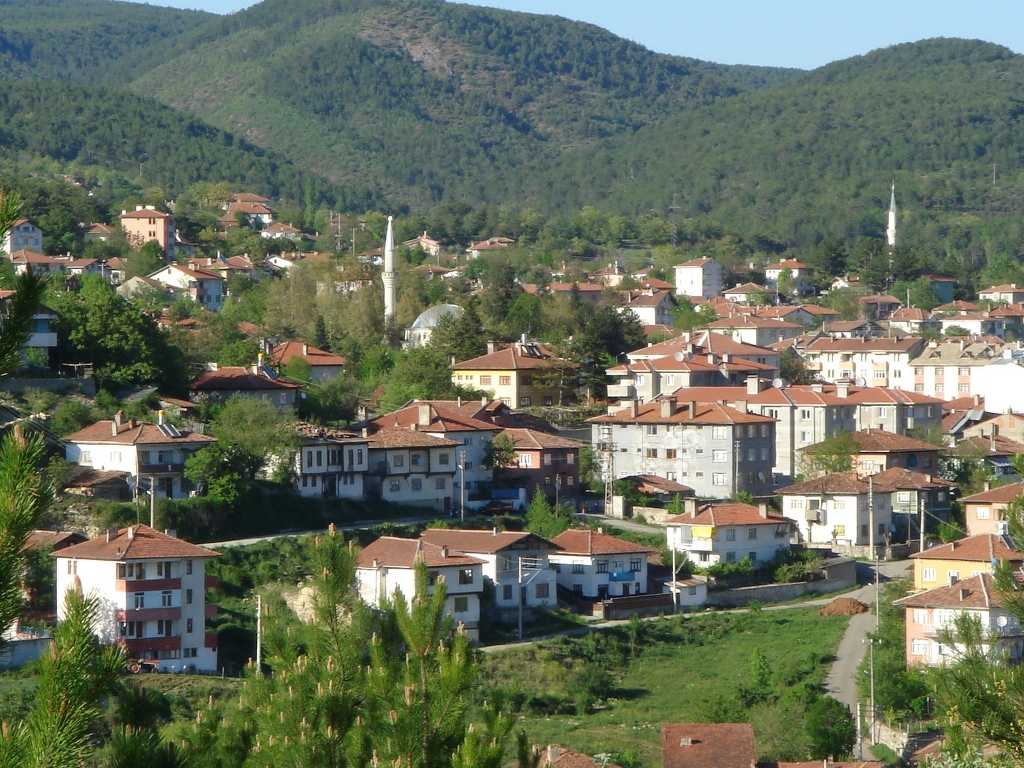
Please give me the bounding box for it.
[997,615,1009,627]
[674,352,685,362]
[855,377,867,387]
[772,378,784,389]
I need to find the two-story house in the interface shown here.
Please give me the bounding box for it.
[147,264,225,311]
[873,466,956,539]
[363,428,459,511]
[356,536,485,641]
[910,534,1022,591]
[0,290,58,366]
[294,423,369,499]
[418,529,560,612]
[188,363,302,414]
[64,412,216,499]
[665,501,797,568]
[496,428,582,509]
[120,206,175,259]
[800,428,942,478]
[779,474,894,551]
[549,529,652,599]
[271,341,346,383]
[589,398,777,499]
[616,289,677,326]
[960,482,1023,536]
[979,283,1024,305]
[451,339,575,409]
[3,219,43,254]
[674,258,723,299]
[894,574,1024,666]
[764,259,813,296]
[53,525,219,672]
[706,315,804,347]
[9,250,66,276]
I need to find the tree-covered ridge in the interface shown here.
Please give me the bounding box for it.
[0,0,214,86]
[0,79,384,209]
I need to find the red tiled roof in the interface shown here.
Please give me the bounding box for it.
[666,503,794,527]
[189,366,302,392]
[271,341,346,368]
[629,330,778,360]
[357,536,484,568]
[894,573,1004,609]
[9,250,60,263]
[960,482,1024,504]
[52,524,219,562]
[803,428,940,454]
[231,192,271,203]
[372,402,500,434]
[590,400,775,426]
[23,529,87,553]
[869,467,956,492]
[551,529,652,555]
[64,419,216,446]
[661,723,756,768]
[674,258,717,268]
[779,474,870,495]
[624,474,695,495]
[451,342,573,371]
[500,428,581,450]
[419,528,559,554]
[540,745,622,768]
[765,259,808,270]
[364,427,459,449]
[120,207,172,219]
[910,534,1022,562]
[945,435,1024,458]
[708,316,802,330]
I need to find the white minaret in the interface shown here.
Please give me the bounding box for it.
[382,215,397,325]
[885,180,897,248]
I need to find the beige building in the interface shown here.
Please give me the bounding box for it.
[908,534,1022,591]
[451,340,575,409]
[959,482,1023,537]
[905,338,1004,400]
[120,206,175,258]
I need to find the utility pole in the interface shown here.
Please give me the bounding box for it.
[671,544,679,613]
[459,450,466,522]
[868,475,874,558]
[517,556,524,641]
[919,493,926,554]
[150,477,156,528]
[255,593,263,671]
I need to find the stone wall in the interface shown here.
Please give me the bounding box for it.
[705,557,857,607]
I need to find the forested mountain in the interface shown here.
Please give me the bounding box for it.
[0,80,383,210]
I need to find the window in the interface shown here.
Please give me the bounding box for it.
[712,449,727,462]
[912,609,928,624]
[948,570,960,584]
[157,619,173,637]
[977,507,991,520]
[134,593,145,609]
[748,528,757,540]
[543,396,553,406]
[435,478,447,490]
[687,585,698,596]
[459,568,473,585]
[439,453,450,465]
[535,583,549,599]
[646,448,658,459]
[911,639,929,656]
[81,450,92,464]
[410,453,423,467]
[186,589,193,605]
[572,563,584,574]
[935,383,944,393]
[316,450,322,467]
[958,384,969,392]
[519,397,532,407]
[914,367,924,376]
[747,448,756,461]
[896,491,911,504]
[645,424,658,436]
[800,409,811,421]
[712,426,727,440]
[567,475,575,485]
[959,367,970,377]
[502,585,513,601]
[186,560,193,575]
[518,453,532,468]
[748,552,757,563]
[914,384,924,392]
[454,597,469,613]
[157,561,172,577]
[389,480,400,492]
[186,618,194,633]
[499,376,511,386]
[161,591,172,607]
[873,370,886,379]
[393,454,405,467]
[860,524,868,537]
[725,552,737,563]
[713,473,727,486]
[411,478,423,491]
[833,499,846,511]
[480,376,492,385]
[596,560,608,573]
[726,528,736,541]
[747,425,755,438]
[629,558,643,572]
[923,568,937,582]
[543,453,553,466]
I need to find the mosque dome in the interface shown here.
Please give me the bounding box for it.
[410,303,464,330]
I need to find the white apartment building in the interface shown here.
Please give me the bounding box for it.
[549,529,652,599]
[764,259,813,296]
[706,316,804,347]
[779,474,893,550]
[3,219,42,254]
[674,258,723,299]
[795,336,925,388]
[356,536,484,642]
[53,525,219,672]
[906,339,1005,401]
[665,501,797,568]
[418,529,559,612]
[64,412,216,499]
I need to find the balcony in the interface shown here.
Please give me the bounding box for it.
[26,332,57,348]
[607,384,636,399]
[120,635,182,654]
[116,607,181,623]
[204,632,218,649]
[204,604,218,618]
[116,578,180,592]
[139,463,185,475]
[204,575,219,589]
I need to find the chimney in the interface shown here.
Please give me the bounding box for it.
[837,380,850,398]
[481,396,488,407]
[974,394,981,406]
[457,396,462,407]
[441,546,449,558]
[126,527,135,540]
[114,410,125,426]
[628,400,638,418]
[688,401,697,417]
[106,527,118,543]
[487,341,498,354]
[758,502,769,518]
[679,738,693,747]
[158,409,164,426]
[372,558,379,569]
[684,498,697,517]
[707,353,717,365]
[984,480,991,492]
[111,420,118,437]
[811,383,824,393]
[450,355,457,366]
[302,343,308,356]
[734,399,747,413]
[492,527,499,536]
[660,400,675,418]
[597,526,604,535]
[361,427,369,438]
[746,375,761,395]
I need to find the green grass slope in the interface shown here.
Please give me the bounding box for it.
[128,0,795,207]
[0,79,383,209]
[532,39,1024,248]
[0,0,215,85]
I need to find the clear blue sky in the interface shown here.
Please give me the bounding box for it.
[152,0,1024,69]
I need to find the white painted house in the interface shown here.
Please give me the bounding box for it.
[356,536,485,642]
[53,525,220,672]
[3,219,43,254]
[673,258,723,299]
[147,263,225,311]
[665,501,797,568]
[418,529,560,611]
[294,424,369,499]
[63,412,217,500]
[779,474,894,550]
[549,529,652,599]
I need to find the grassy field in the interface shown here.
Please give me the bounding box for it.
[481,607,850,766]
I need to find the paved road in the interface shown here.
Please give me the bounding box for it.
[200,516,437,549]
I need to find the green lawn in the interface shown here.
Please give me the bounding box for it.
[481,608,850,766]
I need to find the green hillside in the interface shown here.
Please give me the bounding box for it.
[0,0,214,85]
[0,79,383,210]
[127,0,795,207]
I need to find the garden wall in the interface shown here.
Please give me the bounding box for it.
[0,377,96,397]
[705,557,857,607]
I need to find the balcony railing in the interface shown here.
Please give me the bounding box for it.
[204,605,218,618]
[116,607,181,623]
[119,636,182,653]
[204,632,218,649]
[116,578,181,592]
[138,463,185,475]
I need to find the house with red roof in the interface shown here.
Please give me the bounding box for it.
[496,428,583,509]
[960,482,1023,537]
[260,222,302,241]
[363,427,459,511]
[466,236,514,259]
[979,283,1024,305]
[707,314,804,347]
[779,474,893,551]
[119,205,175,258]
[764,258,813,296]
[271,341,346,383]
[665,501,796,568]
[894,573,1024,666]
[53,525,220,672]
[549,529,652,599]
[147,263,225,311]
[801,428,941,478]
[450,339,576,409]
[662,723,757,768]
[8,249,65,276]
[188,363,302,413]
[3,219,42,254]
[616,288,677,326]
[292,423,369,500]
[64,411,216,499]
[356,536,485,641]
[722,282,769,305]
[909,534,1022,591]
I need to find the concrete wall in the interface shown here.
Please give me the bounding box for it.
[602,592,675,620]
[0,634,51,670]
[704,557,856,607]
[0,377,96,396]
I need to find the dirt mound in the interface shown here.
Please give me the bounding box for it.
[818,597,869,617]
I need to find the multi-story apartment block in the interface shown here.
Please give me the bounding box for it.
[606,356,776,403]
[356,536,484,641]
[120,205,175,258]
[665,501,797,568]
[363,428,459,511]
[589,398,776,498]
[905,338,1005,400]
[3,219,43,254]
[707,315,804,347]
[450,339,575,409]
[674,257,723,299]
[418,529,559,612]
[780,474,893,550]
[64,412,216,499]
[628,329,781,369]
[293,424,369,499]
[793,335,924,388]
[53,525,219,672]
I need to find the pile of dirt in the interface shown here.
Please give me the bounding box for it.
[818,597,869,617]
